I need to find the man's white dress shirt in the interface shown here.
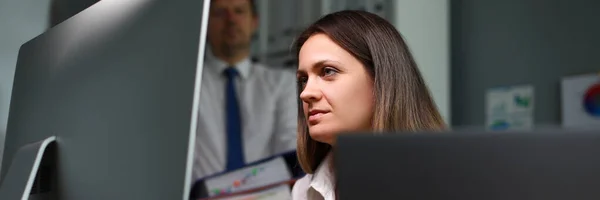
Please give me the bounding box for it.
[192,50,298,181]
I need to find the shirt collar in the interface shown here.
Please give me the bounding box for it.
[309,152,336,200]
[205,47,252,79]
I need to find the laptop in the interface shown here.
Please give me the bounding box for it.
[336,131,600,200]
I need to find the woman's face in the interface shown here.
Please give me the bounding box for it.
[297,33,374,145]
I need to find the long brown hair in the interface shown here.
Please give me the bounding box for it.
[294,10,446,174]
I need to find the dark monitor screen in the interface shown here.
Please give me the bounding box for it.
[1,0,210,199]
[336,131,600,200]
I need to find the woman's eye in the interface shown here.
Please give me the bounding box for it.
[297,76,308,86]
[322,67,338,76]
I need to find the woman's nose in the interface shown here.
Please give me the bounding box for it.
[299,78,322,103]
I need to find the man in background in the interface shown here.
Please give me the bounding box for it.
[193,0,297,181]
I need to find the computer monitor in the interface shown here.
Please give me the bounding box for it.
[0,0,210,199]
[336,131,600,200]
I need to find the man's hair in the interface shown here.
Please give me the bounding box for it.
[293,10,446,174]
[212,0,257,16]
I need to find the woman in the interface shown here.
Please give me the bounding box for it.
[291,10,446,200]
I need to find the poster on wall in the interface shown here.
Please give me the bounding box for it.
[561,73,600,128]
[485,85,534,131]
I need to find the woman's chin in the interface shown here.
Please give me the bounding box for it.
[308,129,337,145]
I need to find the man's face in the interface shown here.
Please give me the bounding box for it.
[208,0,257,53]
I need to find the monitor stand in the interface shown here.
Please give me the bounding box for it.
[0,136,56,200]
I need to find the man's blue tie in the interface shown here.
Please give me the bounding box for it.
[224,67,244,171]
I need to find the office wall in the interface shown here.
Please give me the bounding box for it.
[451,0,600,127]
[393,0,450,124]
[0,0,51,176]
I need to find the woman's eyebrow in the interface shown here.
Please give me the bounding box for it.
[314,59,341,66]
[298,59,342,74]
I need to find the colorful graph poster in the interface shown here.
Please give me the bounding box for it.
[485,85,534,131]
[561,73,600,128]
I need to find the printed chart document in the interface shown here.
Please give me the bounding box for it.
[203,157,292,197]
[211,185,291,200]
